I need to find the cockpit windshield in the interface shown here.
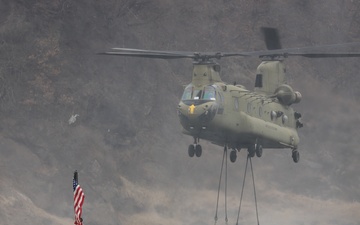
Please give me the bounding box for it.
[203,86,216,100]
[193,89,202,100]
[181,86,192,100]
[181,85,216,101]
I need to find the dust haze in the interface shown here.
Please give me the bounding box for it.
[0,1,359,225]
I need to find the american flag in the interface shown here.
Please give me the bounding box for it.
[73,171,85,225]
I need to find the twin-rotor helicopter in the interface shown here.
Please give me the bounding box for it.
[100,28,360,163]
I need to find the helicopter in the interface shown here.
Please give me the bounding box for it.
[100,28,360,163]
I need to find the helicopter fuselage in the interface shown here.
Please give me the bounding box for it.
[177,61,301,151]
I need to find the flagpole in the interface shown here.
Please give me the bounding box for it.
[74,170,78,183]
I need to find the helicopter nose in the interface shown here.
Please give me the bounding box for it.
[177,101,217,127]
[184,103,206,118]
[178,103,207,119]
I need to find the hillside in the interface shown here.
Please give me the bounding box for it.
[1,1,360,225]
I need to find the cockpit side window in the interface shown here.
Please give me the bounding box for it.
[203,86,216,100]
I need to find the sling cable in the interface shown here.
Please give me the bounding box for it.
[214,147,260,225]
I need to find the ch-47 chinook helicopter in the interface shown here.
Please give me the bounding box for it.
[100,28,360,163]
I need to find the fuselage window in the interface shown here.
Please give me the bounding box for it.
[282,114,288,124]
[234,97,239,111]
[247,103,252,113]
[218,92,224,104]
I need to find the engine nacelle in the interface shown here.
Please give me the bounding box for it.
[274,84,302,105]
[293,91,302,104]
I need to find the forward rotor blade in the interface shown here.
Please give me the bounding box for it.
[99,51,194,59]
[99,48,251,60]
[111,48,194,56]
[99,48,195,59]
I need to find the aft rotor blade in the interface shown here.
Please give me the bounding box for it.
[235,42,360,57]
[287,52,360,58]
[262,27,282,50]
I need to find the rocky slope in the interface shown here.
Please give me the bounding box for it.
[0,1,360,225]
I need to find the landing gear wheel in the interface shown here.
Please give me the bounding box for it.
[195,144,202,157]
[255,144,263,158]
[248,145,255,158]
[188,145,195,157]
[292,150,300,163]
[230,150,237,163]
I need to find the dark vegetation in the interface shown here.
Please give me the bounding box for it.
[1,1,360,224]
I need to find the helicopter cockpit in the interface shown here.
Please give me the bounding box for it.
[181,85,217,105]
